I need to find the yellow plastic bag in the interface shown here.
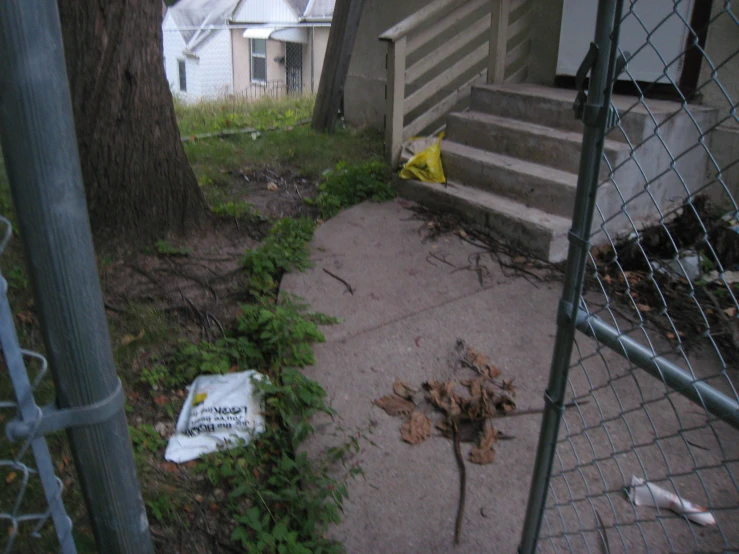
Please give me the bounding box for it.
[399,133,446,183]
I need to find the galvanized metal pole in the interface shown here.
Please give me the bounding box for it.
[0,2,154,553]
[517,0,623,552]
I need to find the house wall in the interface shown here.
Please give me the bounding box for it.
[232,28,251,92]
[162,12,198,99]
[311,27,330,94]
[197,29,234,98]
[163,12,232,101]
[268,40,287,86]
[232,31,286,95]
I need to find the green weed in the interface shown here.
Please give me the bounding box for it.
[155,239,190,257]
[243,217,315,296]
[129,424,168,457]
[313,161,394,219]
[211,200,263,221]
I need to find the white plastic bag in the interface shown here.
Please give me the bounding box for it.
[164,371,266,463]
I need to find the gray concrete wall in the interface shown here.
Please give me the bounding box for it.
[526,0,563,85]
[312,27,330,95]
[698,3,739,130]
[344,0,430,128]
[232,33,284,94]
[700,3,739,202]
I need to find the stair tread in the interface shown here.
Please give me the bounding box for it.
[474,83,715,115]
[442,140,579,188]
[448,110,630,153]
[432,179,571,235]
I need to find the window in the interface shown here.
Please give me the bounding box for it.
[250,39,266,83]
[178,59,186,92]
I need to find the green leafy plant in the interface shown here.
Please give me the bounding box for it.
[313,161,394,219]
[146,494,177,525]
[243,217,315,296]
[139,364,169,389]
[153,200,358,552]
[129,424,167,456]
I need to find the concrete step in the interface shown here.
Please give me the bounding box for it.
[470,83,692,144]
[441,140,577,219]
[446,111,631,178]
[395,177,571,263]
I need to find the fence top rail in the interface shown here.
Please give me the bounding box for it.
[378,0,467,43]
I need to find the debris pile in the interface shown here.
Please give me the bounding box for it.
[373,340,517,543]
[592,196,739,356]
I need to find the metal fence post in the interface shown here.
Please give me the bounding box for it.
[517,0,623,552]
[0,2,154,553]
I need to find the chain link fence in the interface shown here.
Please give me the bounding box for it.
[0,217,76,554]
[521,0,739,552]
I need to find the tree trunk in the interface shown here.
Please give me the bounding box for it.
[57,0,205,242]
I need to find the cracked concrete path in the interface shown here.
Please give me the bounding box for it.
[282,199,561,553]
[282,199,739,553]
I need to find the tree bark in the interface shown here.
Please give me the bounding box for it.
[57,0,205,243]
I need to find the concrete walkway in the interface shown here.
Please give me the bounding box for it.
[282,199,563,553]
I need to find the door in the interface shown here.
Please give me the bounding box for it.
[285,42,303,94]
[556,0,695,83]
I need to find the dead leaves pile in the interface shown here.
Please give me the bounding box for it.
[373,342,517,465]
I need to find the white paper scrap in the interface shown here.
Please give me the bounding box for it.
[628,475,716,526]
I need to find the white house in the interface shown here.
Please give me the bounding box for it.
[162,0,334,102]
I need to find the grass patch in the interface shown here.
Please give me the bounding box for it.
[175,94,315,137]
[184,125,384,195]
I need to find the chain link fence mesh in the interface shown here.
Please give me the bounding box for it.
[529,0,739,552]
[0,217,75,553]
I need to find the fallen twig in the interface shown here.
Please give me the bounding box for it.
[322,268,355,295]
[428,251,455,268]
[452,421,466,545]
[491,399,588,419]
[206,312,226,338]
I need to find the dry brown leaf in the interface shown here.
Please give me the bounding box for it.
[5,472,17,485]
[724,306,737,318]
[16,311,34,324]
[393,378,418,400]
[120,329,145,346]
[400,411,431,444]
[494,394,516,414]
[462,377,484,400]
[469,426,498,465]
[153,395,169,407]
[470,428,498,462]
[374,394,415,417]
[463,347,501,379]
[267,182,279,191]
[635,303,653,312]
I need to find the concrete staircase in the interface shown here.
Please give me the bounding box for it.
[396,83,717,262]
